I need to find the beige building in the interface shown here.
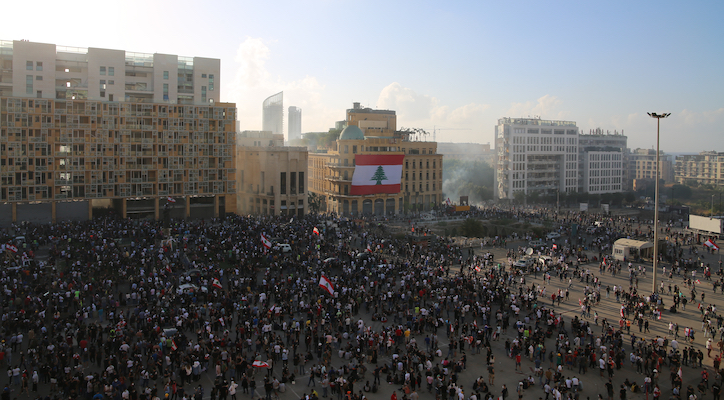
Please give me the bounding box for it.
[675,151,724,186]
[308,103,442,215]
[0,40,235,225]
[236,131,308,216]
[625,148,674,190]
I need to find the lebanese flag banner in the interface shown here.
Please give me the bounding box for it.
[350,154,404,195]
[6,244,18,253]
[705,239,720,250]
[313,227,320,236]
[165,265,172,274]
[212,278,223,289]
[552,244,558,249]
[171,340,177,351]
[252,360,270,368]
[167,197,176,203]
[319,275,335,295]
[261,234,272,249]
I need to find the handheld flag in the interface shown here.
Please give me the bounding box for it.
[167,197,176,203]
[261,234,272,250]
[171,340,177,351]
[705,239,720,250]
[6,244,18,253]
[319,275,335,295]
[313,227,320,236]
[212,278,223,289]
[252,360,270,368]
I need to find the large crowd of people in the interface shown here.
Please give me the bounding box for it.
[0,206,720,400]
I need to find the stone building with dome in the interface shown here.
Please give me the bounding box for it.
[308,103,443,215]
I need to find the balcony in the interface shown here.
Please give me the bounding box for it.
[324,175,351,182]
[325,163,355,169]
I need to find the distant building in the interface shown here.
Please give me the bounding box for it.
[437,142,493,165]
[625,148,674,190]
[675,151,724,186]
[578,130,627,194]
[237,130,284,147]
[495,117,579,200]
[308,103,442,215]
[0,40,220,104]
[262,91,283,136]
[288,106,301,142]
[236,130,308,216]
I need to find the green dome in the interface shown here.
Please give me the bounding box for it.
[339,125,365,141]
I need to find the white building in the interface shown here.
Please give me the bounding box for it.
[0,40,220,105]
[495,117,579,200]
[262,92,283,136]
[578,130,626,194]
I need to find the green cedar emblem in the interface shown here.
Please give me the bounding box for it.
[370,166,388,185]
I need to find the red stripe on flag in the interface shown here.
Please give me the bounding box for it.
[355,154,404,166]
[350,183,401,196]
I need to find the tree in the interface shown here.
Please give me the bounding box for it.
[308,191,322,214]
[460,218,485,238]
[370,166,388,185]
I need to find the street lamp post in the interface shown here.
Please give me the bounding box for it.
[648,112,670,295]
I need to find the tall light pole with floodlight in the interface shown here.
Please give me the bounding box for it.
[648,112,670,294]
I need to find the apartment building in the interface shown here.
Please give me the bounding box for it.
[308,103,442,215]
[495,117,579,200]
[625,148,674,190]
[675,151,724,186]
[0,40,235,225]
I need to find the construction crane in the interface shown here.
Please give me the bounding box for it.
[426,126,472,142]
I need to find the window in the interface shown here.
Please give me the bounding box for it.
[36,76,42,81]
[26,61,33,70]
[299,172,304,193]
[290,172,297,195]
[36,91,42,98]
[280,172,286,195]
[163,83,169,101]
[108,67,114,76]
[202,74,207,78]
[26,75,33,94]
[100,66,106,75]
[109,94,113,101]
[36,62,43,71]
[209,74,214,91]
[163,71,169,79]
[201,86,207,102]
[109,80,114,85]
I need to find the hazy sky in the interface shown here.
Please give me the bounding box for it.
[3,0,722,152]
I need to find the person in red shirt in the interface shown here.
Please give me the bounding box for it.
[391,391,398,400]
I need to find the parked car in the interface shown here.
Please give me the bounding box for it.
[529,239,545,248]
[546,232,561,240]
